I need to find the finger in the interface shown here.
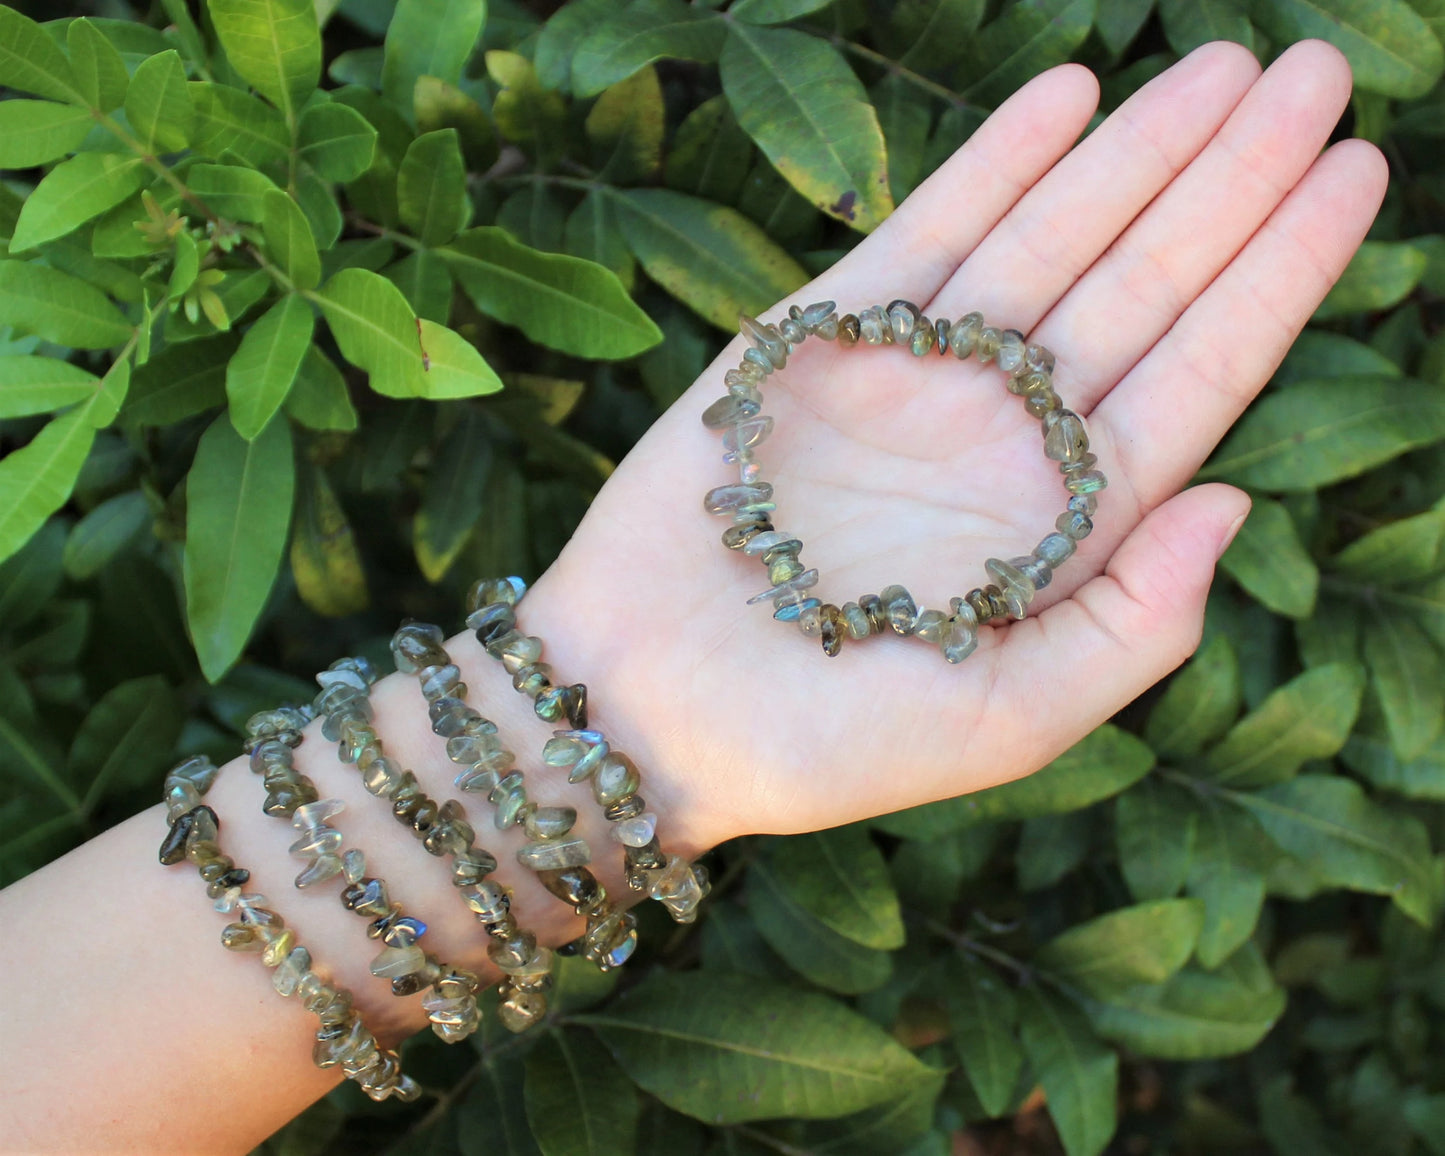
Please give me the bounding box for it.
[923,41,1261,328]
[795,62,1100,312]
[957,482,1252,786]
[1094,137,1389,508]
[1043,39,1355,414]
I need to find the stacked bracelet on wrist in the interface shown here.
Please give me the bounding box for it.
[158,756,419,1103]
[701,301,1105,661]
[158,586,710,1081]
[244,696,484,1043]
[465,577,710,927]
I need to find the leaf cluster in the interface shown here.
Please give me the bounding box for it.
[0,1,1443,1155]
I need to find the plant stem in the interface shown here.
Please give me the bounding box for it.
[831,36,985,115]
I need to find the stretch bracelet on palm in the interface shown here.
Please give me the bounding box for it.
[700,300,1106,662]
[158,756,418,1102]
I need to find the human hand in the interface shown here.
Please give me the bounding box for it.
[521,40,1386,851]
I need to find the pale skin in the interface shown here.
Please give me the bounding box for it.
[0,40,1387,1155]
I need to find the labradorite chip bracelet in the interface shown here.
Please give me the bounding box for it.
[701,300,1108,661]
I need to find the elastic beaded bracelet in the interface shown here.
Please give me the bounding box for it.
[394,622,641,973]
[243,701,483,1043]
[158,756,419,1102]
[700,301,1105,662]
[465,577,711,927]
[315,654,551,1034]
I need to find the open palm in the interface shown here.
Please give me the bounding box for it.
[521,40,1385,853]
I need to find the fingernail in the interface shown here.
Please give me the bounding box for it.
[1216,508,1251,561]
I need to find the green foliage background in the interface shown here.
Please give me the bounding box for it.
[0,0,1443,1152]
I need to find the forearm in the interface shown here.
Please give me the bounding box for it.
[0,570,719,1155]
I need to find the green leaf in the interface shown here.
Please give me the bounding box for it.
[664,95,753,204]
[0,261,132,349]
[1233,774,1441,924]
[415,320,505,400]
[1145,635,1242,758]
[1332,508,1445,583]
[458,1050,540,1156]
[958,0,1098,108]
[226,294,313,439]
[297,102,378,183]
[610,188,807,330]
[1274,329,1402,385]
[187,164,280,224]
[121,331,236,425]
[1184,795,1272,967]
[70,674,182,810]
[381,0,488,111]
[441,227,661,358]
[748,856,894,994]
[0,518,65,633]
[414,407,491,582]
[524,1029,640,1156]
[1203,662,1366,787]
[721,24,893,233]
[124,50,193,154]
[1082,954,1286,1060]
[66,19,128,113]
[208,0,321,124]
[1341,730,1445,801]
[1017,810,1093,891]
[0,7,84,104]
[314,268,425,397]
[731,0,836,21]
[535,0,614,92]
[414,76,499,171]
[293,167,342,249]
[385,250,453,323]
[262,189,321,291]
[564,193,635,292]
[290,460,367,617]
[0,409,96,565]
[0,102,93,168]
[1115,777,1195,901]
[62,490,151,581]
[0,356,101,419]
[189,80,290,166]
[873,724,1154,838]
[1096,0,1155,53]
[586,66,664,184]
[1258,1075,1346,1156]
[487,51,567,162]
[1038,899,1204,999]
[764,826,904,950]
[183,413,295,682]
[579,972,936,1124]
[1315,239,1430,317]
[1246,0,1443,99]
[1218,497,1318,618]
[10,153,149,253]
[1016,986,1118,1156]
[943,955,1023,1117]
[1405,1093,1445,1156]
[284,345,356,431]
[1199,376,1445,491]
[398,129,471,247]
[1362,607,1444,761]
[571,0,727,97]
[1159,0,1254,54]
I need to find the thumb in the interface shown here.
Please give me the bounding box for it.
[992,482,1251,760]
